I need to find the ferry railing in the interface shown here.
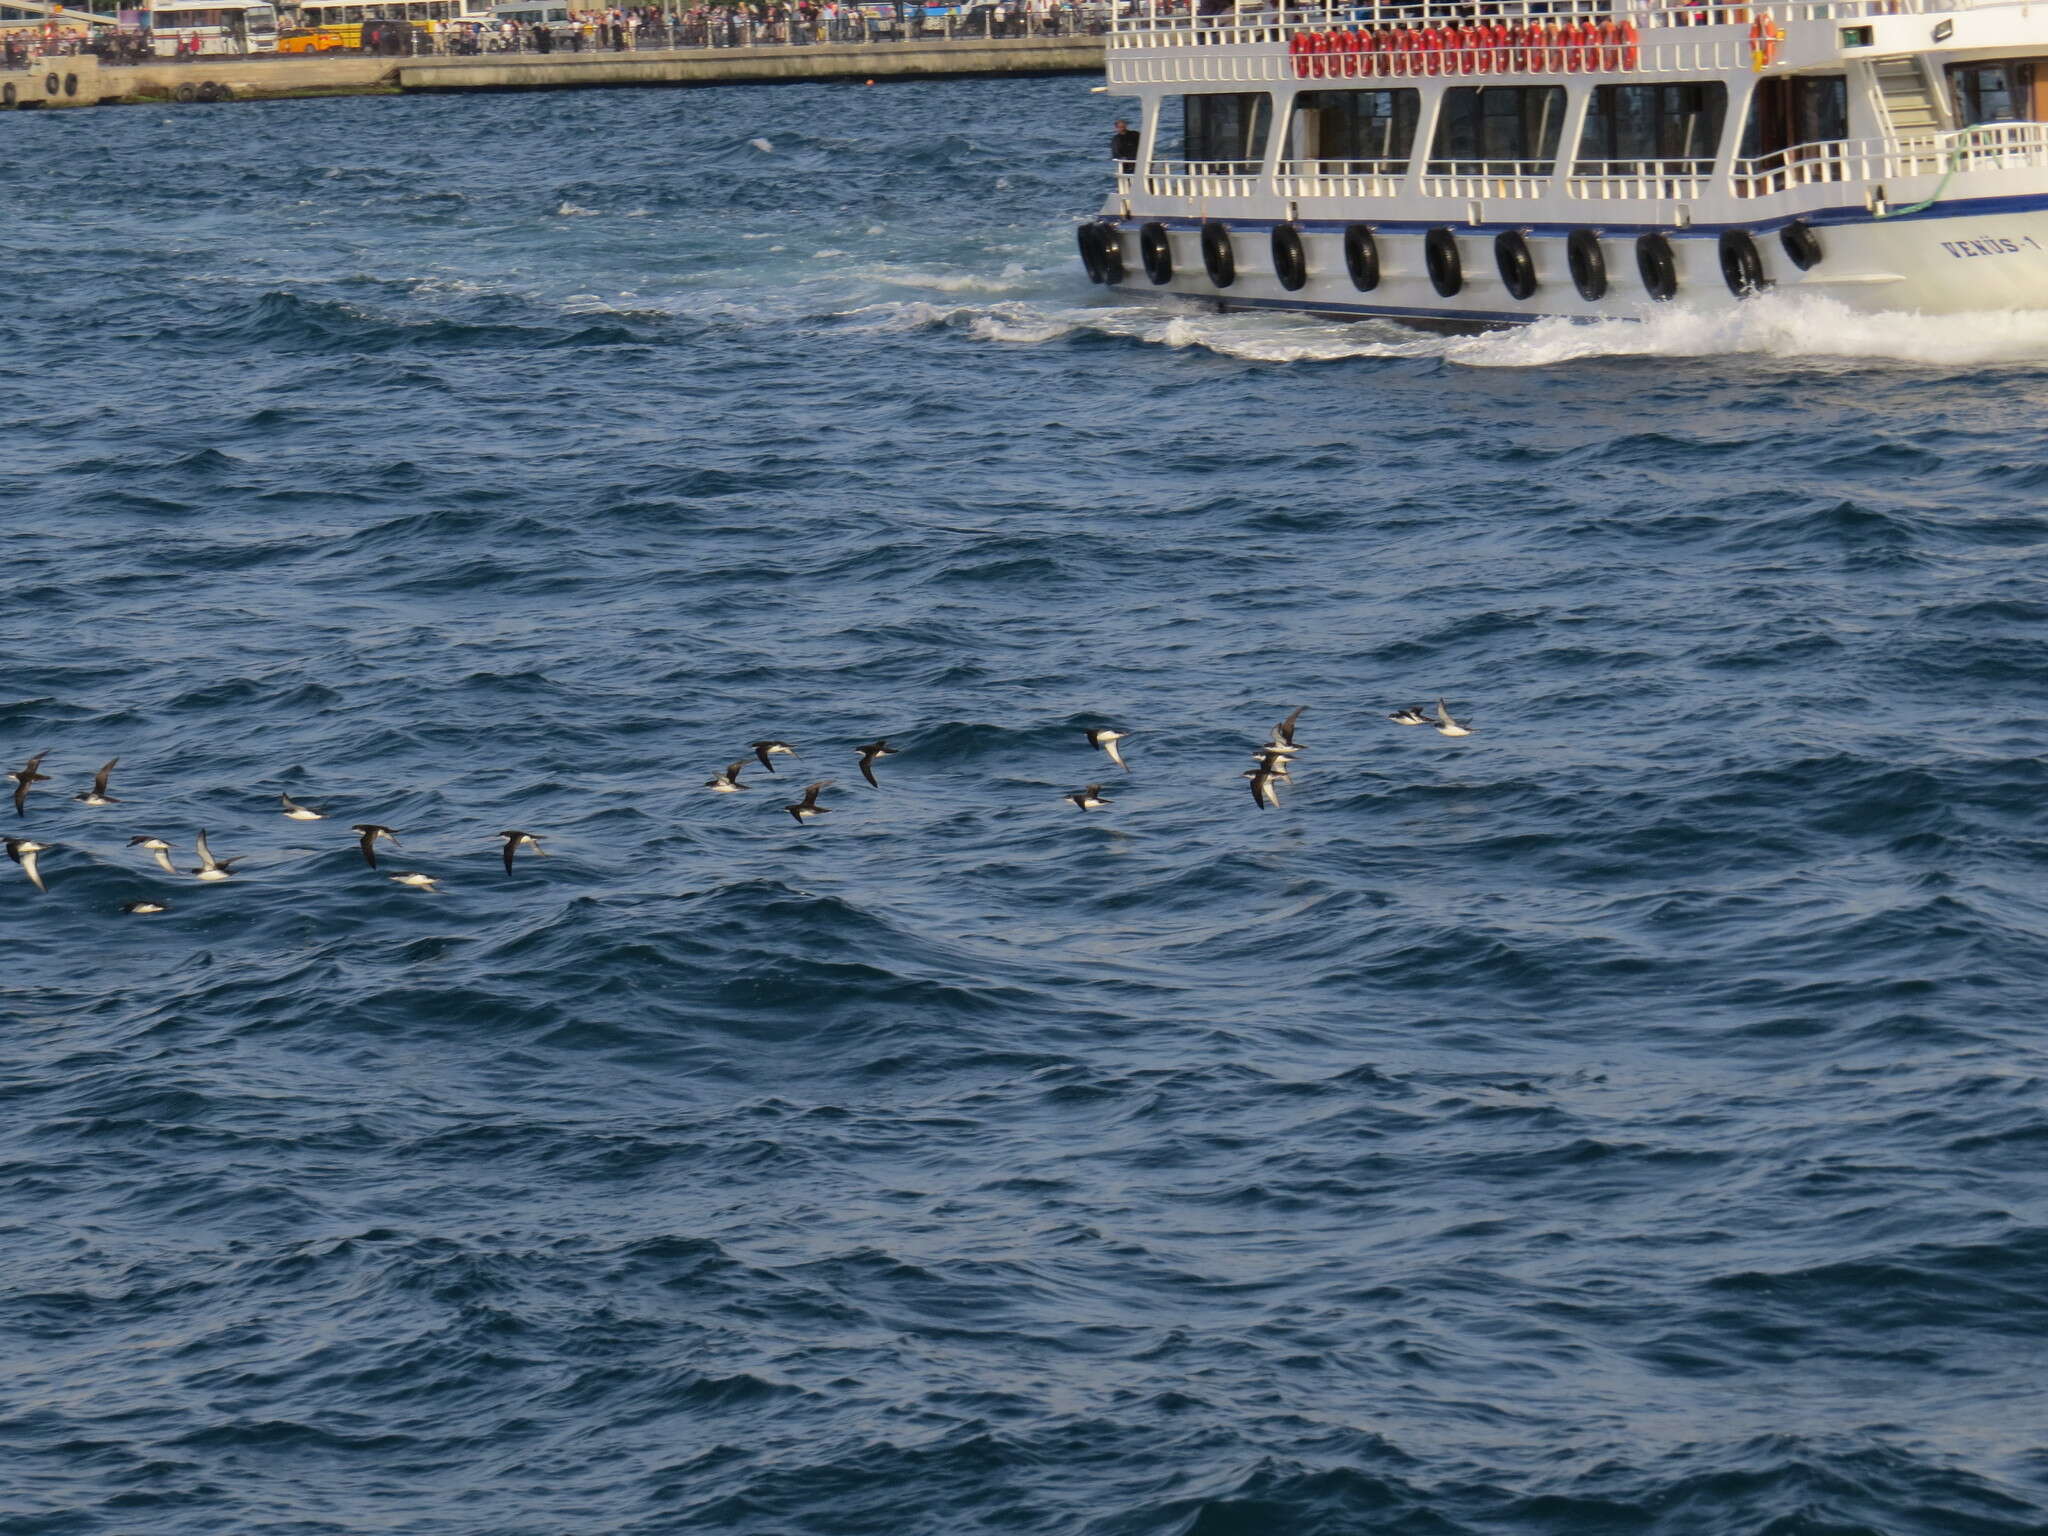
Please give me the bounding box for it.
[1729,122,2048,195]
[1419,157,1552,197]
[1144,157,1267,195]
[1274,155,1408,196]
[1112,2,1760,43]
[1108,32,1744,81]
[1566,157,1713,198]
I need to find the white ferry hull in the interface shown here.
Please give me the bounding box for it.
[1096,199,2048,324]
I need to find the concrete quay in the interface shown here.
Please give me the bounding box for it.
[0,35,1101,111]
[399,35,1103,91]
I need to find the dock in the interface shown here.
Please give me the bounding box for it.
[1,35,1104,110]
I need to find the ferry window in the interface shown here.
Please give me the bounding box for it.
[1576,83,1726,167]
[1739,75,1847,158]
[1290,89,1420,166]
[1950,61,2048,125]
[1430,86,1567,169]
[1154,93,1273,166]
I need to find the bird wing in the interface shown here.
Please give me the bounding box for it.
[503,839,516,875]
[195,829,216,868]
[10,777,26,817]
[93,759,117,795]
[1278,706,1305,740]
[859,758,879,788]
[358,828,378,868]
[1436,697,1453,724]
[21,848,44,891]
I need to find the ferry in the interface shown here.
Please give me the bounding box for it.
[1076,0,2048,323]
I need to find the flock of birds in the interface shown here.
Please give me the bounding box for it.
[1,699,1473,911]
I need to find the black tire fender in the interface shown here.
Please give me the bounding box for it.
[44,71,60,95]
[1270,222,1308,292]
[1718,229,1770,297]
[1636,232,1678,302]
[1199,220,1236,289]
[1566,228,1607,301]
[2,82,16,108]
[1139,222,1173,286]
[1342,224,1380,292]
[1424,227,1462,298]
[1494,230,1537,301]
[1076,222,1108,284]
[174,81,198,103]
[63,72,78,97]
[1779,220,1823,271]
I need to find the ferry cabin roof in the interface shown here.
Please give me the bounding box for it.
[1105,0,2048,211]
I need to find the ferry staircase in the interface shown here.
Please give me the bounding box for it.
[1872,55,1948,148]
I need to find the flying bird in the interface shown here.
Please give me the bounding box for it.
[784,781,832,824]
[352,823,400,868]
[280,793,326,821]
[856,740,897,788]
[121,899,170,915]
[6,836,50,892]
[1271,706,1305,750]
[8,751,49,818]
[1387,706,1432,726]
[1244,766,1283,810]
[751,741,799,774]
[1086,727,1130,773]
[74,759,120,806]
[499,830,546,875]
[128,835,177,875]
[191,830,243,881]
[704,761,750,793]
[390,872,439,891]
[1067,784,1110,811]
[1433,698,1472,738]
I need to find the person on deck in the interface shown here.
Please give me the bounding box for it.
[1110,118,1140,170]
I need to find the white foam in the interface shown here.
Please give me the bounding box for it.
[1448,291,2048,368]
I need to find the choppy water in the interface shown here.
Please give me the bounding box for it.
[5,77,2048,1536]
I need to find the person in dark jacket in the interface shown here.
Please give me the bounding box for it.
[1110,118,1139,170]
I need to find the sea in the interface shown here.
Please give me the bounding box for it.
[4,74,2048,1536]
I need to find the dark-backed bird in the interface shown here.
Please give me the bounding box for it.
[128,835,177,875]
[1244,766,1283,810]
[6,836,50,892]
[1272,706,1306,750]
[352,823,400,868]
[499,830,546,874]
[74,759,120,806]
[751,740,799,774]
[192,830,243,882]
[856,740,897,788]
[784,781,832,824]
[8,752,49,818]
[121,899,169,915]
[1067,784,1110,811]
[1433,697,1472,738]
[390,872,438,891]
[1249,749,1292,780]
[1388,706,1432,726]
[1086,727,1130,773]
[705,760,750,793]
[280,793,326,821]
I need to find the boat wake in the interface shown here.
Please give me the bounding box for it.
[842,288,2048,369]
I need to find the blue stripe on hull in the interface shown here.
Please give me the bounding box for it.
[1109,289,1546,326]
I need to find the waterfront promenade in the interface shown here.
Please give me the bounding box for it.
[0,31,1102,108]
